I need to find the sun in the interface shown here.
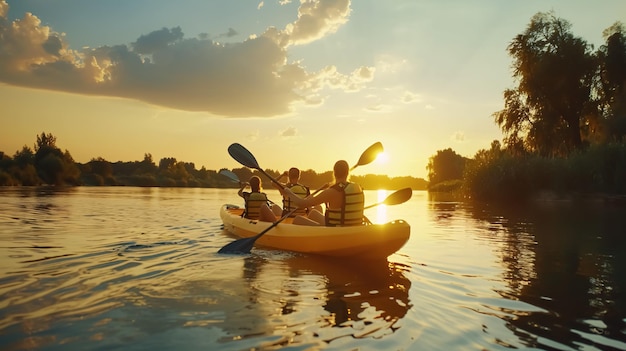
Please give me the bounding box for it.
[376,152,389,164]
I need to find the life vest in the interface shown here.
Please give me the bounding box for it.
[325,182,364,226]
[244,192,269,220]
[282,183,310,217]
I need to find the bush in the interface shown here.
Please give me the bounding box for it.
[0,171,18,186]
[463,142,626,202]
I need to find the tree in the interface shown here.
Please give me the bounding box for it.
[159,157,177,171]
[13,146,35,168]
[37,152,64,184]
[137,153,158,174]
[32,132,80,185]
[89,157,113,178]
[61,150,81,185]
[426,148,467,185]
[597,22,626,141]
[35,132,57,151]
[494,12,597,157]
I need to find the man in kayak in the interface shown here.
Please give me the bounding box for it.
[280,160,365,226]
[274,167,312,218]
[238,175,282,222]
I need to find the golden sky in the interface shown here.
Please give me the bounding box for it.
[1,0,624,178]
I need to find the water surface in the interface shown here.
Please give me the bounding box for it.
[1,187,625,350]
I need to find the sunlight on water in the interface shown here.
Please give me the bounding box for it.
[374,189,388,223]
[1,187,625,350]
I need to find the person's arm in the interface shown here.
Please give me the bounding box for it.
[282,186,334,208]
[237,182,248,198]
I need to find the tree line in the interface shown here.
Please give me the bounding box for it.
[426,13,626,201]
[0,132,427,190]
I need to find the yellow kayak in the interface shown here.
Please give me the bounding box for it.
[220,204,411,259]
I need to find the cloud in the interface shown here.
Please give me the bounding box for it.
[281,0,351,46]
[0,0,372,117]
[133,27,184,54]
[401,91,422,104]
[246,130,260,141]
[218,28,238,39]
[451,131,465,142]
[375,54,409,74]
[261,0,351,48]
[280,126,298,137]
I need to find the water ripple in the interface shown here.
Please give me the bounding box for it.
[2,187,626,350]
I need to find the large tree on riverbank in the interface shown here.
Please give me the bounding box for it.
[426,148,467,186]
[494,12,597,157]
[34,132,80,185]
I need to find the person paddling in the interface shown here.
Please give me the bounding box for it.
[238,175,281,222]
[280,160,365,226]
[275,167,312,217]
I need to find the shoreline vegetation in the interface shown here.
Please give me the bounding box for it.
[0,134,428,191]
[427,142,626,206]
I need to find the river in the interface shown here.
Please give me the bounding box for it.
[1,186,625,350]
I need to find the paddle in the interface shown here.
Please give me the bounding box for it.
[218,183,329,254]
[218,169,240,183]
[360,187,413,225]
[227,141,384,189]
[219,142,384,254]
[363,187,413,209]
[219,168,284,208]
[351,142,383,171]
[227,143,285,190]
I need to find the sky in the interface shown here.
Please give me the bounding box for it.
[1,0,624,179]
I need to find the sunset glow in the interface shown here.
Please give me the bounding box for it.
[1,1,623,178]
[375,189,389,224]
[376,152,390,165]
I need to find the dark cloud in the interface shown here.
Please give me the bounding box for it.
[217,28,238,39]
[133,27,184,54]
[42,35,63,56]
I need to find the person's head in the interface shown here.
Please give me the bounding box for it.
[249,175,262,192]
[333,160,349,183]
[288,167,300,182]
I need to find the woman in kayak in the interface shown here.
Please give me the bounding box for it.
[238,175,282,222]
[281,160,365,226]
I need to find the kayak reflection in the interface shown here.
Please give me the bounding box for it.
[239,253,412,344]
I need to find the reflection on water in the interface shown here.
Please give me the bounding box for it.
[1,187,626,350]
[218,254,411,349]
[426,191,626,350]
[472,202,626,350]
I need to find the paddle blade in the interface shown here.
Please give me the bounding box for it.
[228,143,260,169]
[352,142,383,170]
[219,169,240,183]
[383,187,413,206]
[218,236,256,254]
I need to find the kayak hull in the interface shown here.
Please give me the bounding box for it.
[220,204,410,259]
